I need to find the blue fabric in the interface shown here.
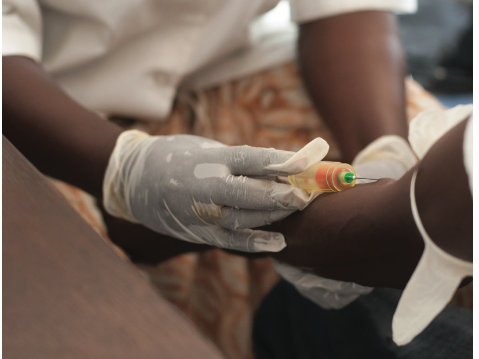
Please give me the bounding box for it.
[253,280,472,359]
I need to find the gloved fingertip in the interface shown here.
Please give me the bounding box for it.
[264,138,329,174]
[252,232,286,252]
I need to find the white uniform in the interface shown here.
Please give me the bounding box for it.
[3,0,416,121]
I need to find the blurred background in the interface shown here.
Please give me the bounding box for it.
[397,0,473,108]
[263,0,473,108]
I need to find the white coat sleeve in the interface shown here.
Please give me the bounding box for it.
[3,0,42,61]
[289,0,417,24]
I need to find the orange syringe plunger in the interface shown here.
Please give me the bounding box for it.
[287,162,357,193]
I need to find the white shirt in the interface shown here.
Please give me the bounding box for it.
[3,0,416,121]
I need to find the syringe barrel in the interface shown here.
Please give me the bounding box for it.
[287,162,356,192]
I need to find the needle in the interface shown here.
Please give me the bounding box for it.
[353,176,378,181]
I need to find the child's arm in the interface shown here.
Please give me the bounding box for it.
[266,119,472,289]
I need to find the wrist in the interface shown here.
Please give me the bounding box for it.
[102,130,152,222]
[3,55,124,200]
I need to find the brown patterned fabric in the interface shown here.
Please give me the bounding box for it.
[50,62,471,359]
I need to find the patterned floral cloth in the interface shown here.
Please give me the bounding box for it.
[50,62,471,359]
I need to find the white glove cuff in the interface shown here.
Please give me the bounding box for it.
[392,170,473,346]
[102,130,152,223]
[274,261,373,310]
[353,135,417,168]
[352,135,418,180]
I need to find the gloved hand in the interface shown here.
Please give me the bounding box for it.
[274,261,373,309]
[352,135,418,181]
[103,130,325,252]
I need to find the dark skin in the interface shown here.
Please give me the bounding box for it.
[298,11,408,162]
[265,118,472,289]
[5,11,470,289]
[414,119,473,263]
[3,56,122,200]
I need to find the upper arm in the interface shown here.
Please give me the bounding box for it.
[289,0,417,24]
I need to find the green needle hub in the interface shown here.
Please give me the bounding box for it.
[343,172,355,184]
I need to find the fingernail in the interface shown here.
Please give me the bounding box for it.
[277,176,290,184]
[253,232,286,252]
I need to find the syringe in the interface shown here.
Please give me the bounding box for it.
[279,161,377,193]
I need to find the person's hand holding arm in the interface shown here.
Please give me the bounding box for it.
[3,55,327,257]
[102,129,322,253]
[4,0,309,259]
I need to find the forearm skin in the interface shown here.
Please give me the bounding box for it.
[3,56,123,199]
[298,11,408,162]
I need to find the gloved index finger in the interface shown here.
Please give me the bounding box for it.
[264,137,329,174]
[223,146,295,176]
[209,176,318,211]
[225,137,329,176]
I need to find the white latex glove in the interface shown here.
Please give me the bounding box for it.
[352,135,418,181]
[274,261,373,309]
[103,130,326,252]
